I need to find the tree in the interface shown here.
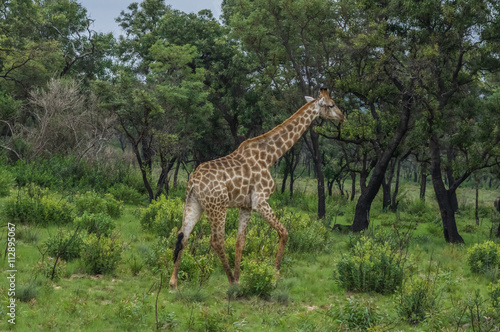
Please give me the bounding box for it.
[391,0,500,243]
[223,0,344,218]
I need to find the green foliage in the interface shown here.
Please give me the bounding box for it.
[140,195,183,236]
[3,184,73,225]
[74,212,115,238]
[401,199,437,223]
[0,167,15,197]
[279,208,329,253]
[15,281,39,303]
[466,241,500,274]
[81,234,122,275]
[44,229,83,262]
[327,297,381,331]
[34,259,66,281]
[489,282,500,309]
[107,183,144,205]
[398,278,436,325]
[73,191,121,219]
[241,259,276,299]
[9,156,137,193]
[335,236,404,294]
[117,294,149,325]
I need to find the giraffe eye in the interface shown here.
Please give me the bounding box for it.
[328,105,334,108]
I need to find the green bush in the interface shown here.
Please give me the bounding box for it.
[327,297,381,331]
[15,281,39,302]
[0,167,14,197]
[335,236,404,294]
[279,208,329,253]
[81,234,122,274]
[466,241,500,274]
[74,212,115,238]
[108,183,144,205]
[398,278,436,325]
[3,184,73,225]
[73,191,121,218]
[44,229,83,261]
[402,199,436,222]
[489,282,500,308]
[34,259,66,281]
[140,195,183,236]
[241,259,276,299]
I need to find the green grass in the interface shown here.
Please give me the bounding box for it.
[1,180,500,331]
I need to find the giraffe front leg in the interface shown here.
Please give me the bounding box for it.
[234,208,252,282]
[169,198,203,290]
[254,199,288,276]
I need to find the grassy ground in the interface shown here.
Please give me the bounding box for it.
[1,177,500,331]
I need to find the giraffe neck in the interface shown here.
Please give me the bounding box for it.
[236,102,318,167]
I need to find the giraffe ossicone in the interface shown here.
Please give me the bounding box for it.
[169,88,346,289]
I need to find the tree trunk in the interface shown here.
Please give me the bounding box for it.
[132,144,154,201]
[420,163,427,200]
[173,160,181,188]
[350,91,412,231]
[281,164,289,194]
[309,126,326,219]
[475,178,479,226]
[350,172,356,201]
[430,134,464,243]
[382,179,391,210]
[391,159,402,212]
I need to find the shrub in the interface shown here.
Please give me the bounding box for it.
[466,241,500,274]
[402,199,437,223]
[0,167,14,197]
[74,212,115,238]
[117,294,149,325]
[327,297,381,331]
[15,281,39,302]
[108,183,143,205]
[140,195,183,236]
[3,184,73,225]
[335,236,404,294]
[398,278,437,325]
[73,191,121,218]
[489,282,500,308]
[81,234,122,274]
[241,259,276,299]
[279,208,329,253]
[44,230,83,261]
[34,259,66,281]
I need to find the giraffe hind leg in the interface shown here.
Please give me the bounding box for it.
[169,197,203,290]
[206,207,235,284]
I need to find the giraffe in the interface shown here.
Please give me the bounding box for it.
[169,88,346,289]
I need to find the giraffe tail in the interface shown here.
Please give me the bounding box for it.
[173,232,184,263]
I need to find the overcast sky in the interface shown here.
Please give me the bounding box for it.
[78,0,223,35]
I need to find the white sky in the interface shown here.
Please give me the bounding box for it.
[78,0,223,35]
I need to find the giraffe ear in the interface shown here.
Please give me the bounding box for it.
[304,96,315,103]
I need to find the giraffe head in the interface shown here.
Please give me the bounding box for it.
[305,88,346,122]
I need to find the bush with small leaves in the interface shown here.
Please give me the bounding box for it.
[0,167,14,197]
[81,234,122,274]
[3,184,73,225]
[241,259,276,299]
[73,191,121,218]
[44,230,83,261]
[140,195,183,236]
[279,208,329,253]
[34,259,66,281]
[398,278,437,325]
[74,212,115,238]
[489,282,500,308]
[466,241,500,274]
[108,183,144,205]
[117,294,149,325]
[335,236,404,294]
[327,297,382,331]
